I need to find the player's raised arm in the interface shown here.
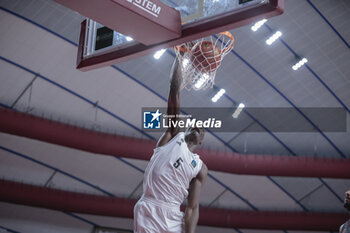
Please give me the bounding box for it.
[184,164,208,233]
[157,58,182,147]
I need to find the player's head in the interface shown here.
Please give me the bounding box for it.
[344,190,350,211]
[184,126,205,146]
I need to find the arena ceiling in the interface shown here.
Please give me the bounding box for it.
[0,0,350,232]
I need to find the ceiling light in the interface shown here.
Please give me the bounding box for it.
[292,58,308,70]
[266,31,282,45]
[232,103,245,118]
[211,89,226,103]
[126,36,133,41]
[182,58,190,68]
[153,49,166,59]
[194,74,209,89]
[251,19,267,31]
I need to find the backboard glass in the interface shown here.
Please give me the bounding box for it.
[74,0,284,71]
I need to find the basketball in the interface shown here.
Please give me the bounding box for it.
[190,41,221,73]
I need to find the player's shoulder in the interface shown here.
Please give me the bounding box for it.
[156,131,184,148]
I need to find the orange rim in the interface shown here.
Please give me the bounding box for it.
[219,31,235,54]
[174,45,190,54]
[174,31,234,55]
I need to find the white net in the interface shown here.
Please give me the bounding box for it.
[174,31,234,91]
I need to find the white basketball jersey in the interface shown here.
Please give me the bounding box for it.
[142,132,203,206]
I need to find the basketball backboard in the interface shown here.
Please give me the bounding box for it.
[55,0,284,71]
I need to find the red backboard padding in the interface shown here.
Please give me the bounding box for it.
[75,0,284,71]
[54,0,181,45]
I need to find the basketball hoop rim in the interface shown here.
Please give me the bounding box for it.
[174,31,235,55]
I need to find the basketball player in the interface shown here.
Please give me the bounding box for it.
[340,190,350,233]
[134,58,208,233]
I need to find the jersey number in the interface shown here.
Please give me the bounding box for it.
[176,138,184,146]
[173,158,183,168]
